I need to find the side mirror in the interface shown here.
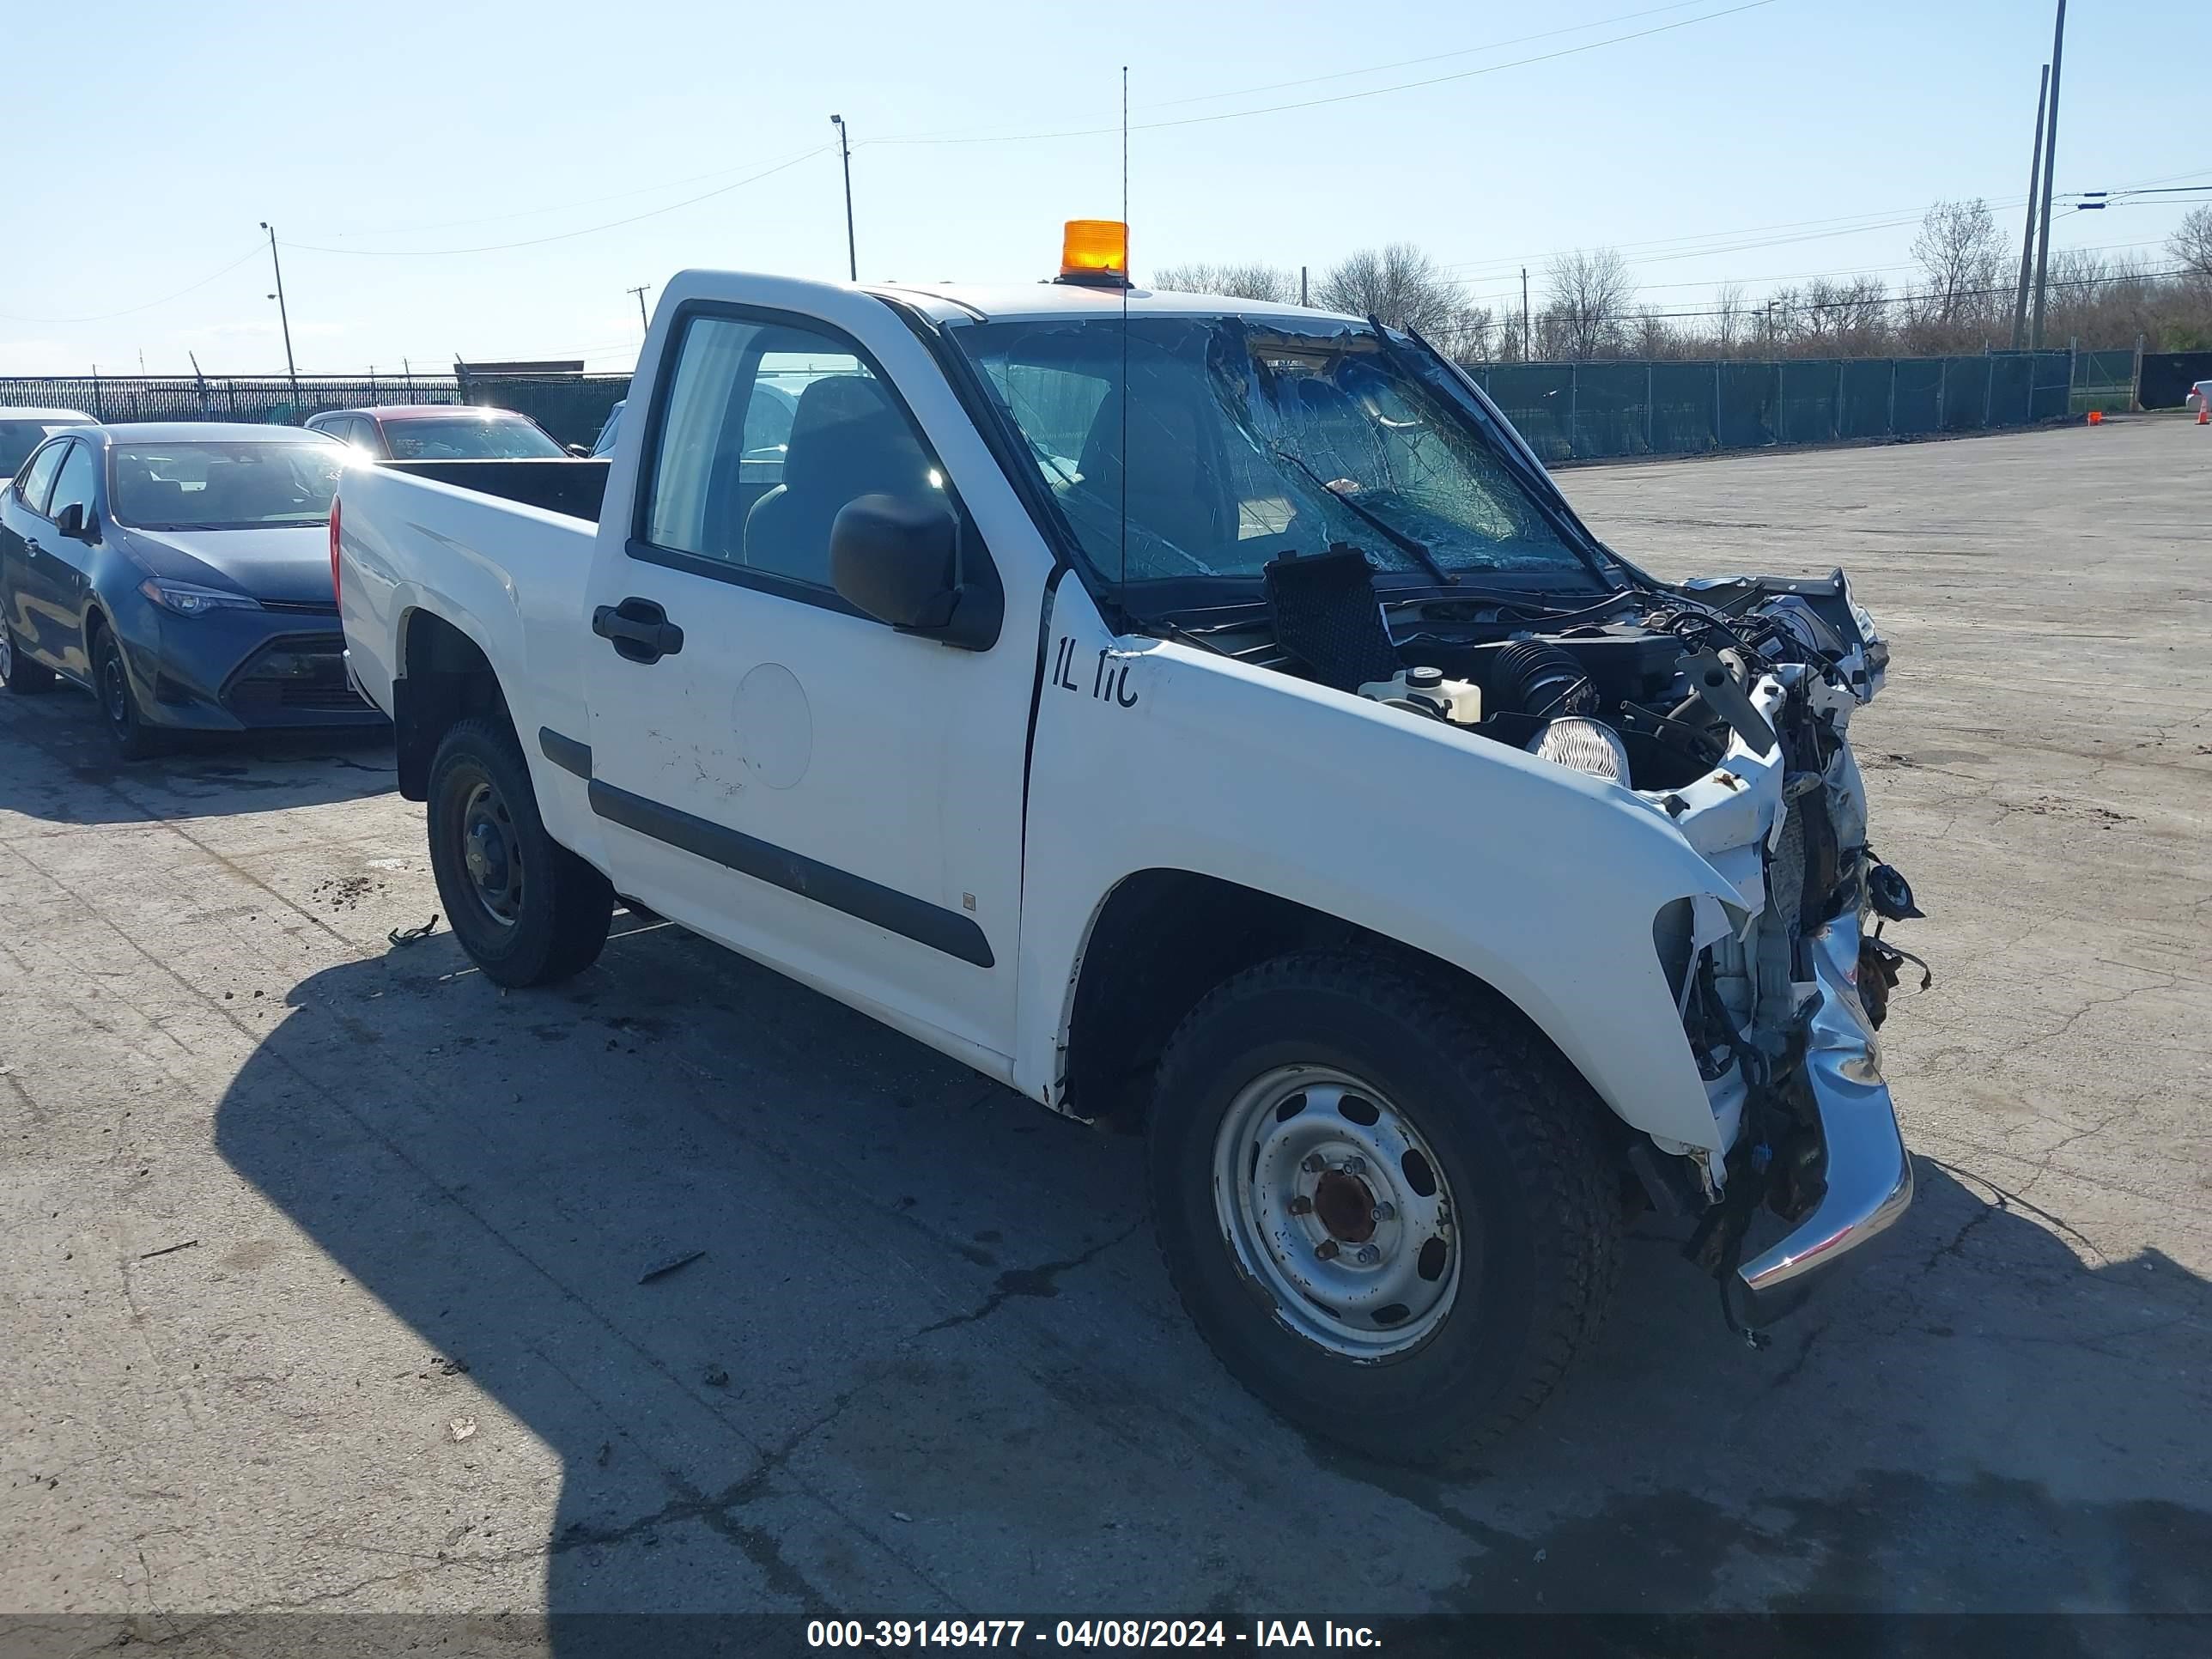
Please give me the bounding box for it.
[54,502,94,542]
[830,492,997,647]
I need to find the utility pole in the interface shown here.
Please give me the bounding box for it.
[2010,63,2051,349]
[2029,0,2067,349]
[1299,265,1308,307]
[259,222,301,402]
[1521,267,1530,361]
[829,114,857,281]
[627,284,652,334]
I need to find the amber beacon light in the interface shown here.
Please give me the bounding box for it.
[1058,220,1129,286]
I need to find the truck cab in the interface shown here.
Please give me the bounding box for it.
[334,229,1917,1466]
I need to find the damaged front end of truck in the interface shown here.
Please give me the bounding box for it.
[1637,569,1923,1335]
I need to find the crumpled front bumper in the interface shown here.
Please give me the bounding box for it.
[1736,908,1914,1304]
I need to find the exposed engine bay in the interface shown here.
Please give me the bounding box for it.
[1173,545,1928,1334]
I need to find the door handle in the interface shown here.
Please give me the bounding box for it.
[592,597,684,665]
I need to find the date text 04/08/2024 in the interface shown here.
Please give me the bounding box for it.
[805,1620,1382,1649]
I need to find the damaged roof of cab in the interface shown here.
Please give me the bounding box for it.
[861,282,1362,328]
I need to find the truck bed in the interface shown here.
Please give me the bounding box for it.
[382,457,611,523]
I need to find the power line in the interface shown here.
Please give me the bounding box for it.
[880,0,1723,143]
[0,245,264,325]
[867,0,1784,147]
[282,146,832,258]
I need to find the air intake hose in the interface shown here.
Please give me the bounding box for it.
[1489,640,1596,720]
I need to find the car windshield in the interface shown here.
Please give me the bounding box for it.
[0,420,81,477]
[951,313,1603,592]
[109,441,343,530]
[382,415,563,460]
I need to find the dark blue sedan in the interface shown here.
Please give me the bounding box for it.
[0,422,386,757]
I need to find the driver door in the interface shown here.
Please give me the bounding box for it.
[580,297,1036,1065]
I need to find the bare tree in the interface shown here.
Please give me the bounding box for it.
[1152,261,1301,303]
[1435,305,1496,362]
[1795,276,1892,355]
[1909,199,2006,341]
[2170,205,2212,282]
[1631,307,1675,359]
[1315,244,1470,337]
[1711,283,1747,356]
[1542,247,1634,360]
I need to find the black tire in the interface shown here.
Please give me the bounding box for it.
[1146,950,1621,1469]
[1,617,56,694]
[426,717,612,988]
[93,624,165,759]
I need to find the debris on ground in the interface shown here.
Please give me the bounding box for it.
[637,1249,704,1285]
[388,915,440,946]
[449,1416,477,1443]
[137,1239,199,1261]
[702,1364,730,1388]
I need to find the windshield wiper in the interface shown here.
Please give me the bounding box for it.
[1268,445,1455,586]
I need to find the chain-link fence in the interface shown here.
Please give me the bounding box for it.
[1464,349,2081,462]
[2073,349,2144,413]
[0,374,461,426]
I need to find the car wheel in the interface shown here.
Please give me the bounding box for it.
[1146,950,1621,1469]
[93,626,165,758]
[427,717,612,987]
[1,618,56,695]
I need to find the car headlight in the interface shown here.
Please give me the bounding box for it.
[140,578,262,617]
[1526,715,1631,782]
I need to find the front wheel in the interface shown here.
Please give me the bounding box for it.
[1146,951,1621,1468]
[94,626,164,758]
[426,718,612,987]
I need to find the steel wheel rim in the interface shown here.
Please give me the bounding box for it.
[1212,1065,1462,1358]
[459,779,523,927]
[100,651,130,726]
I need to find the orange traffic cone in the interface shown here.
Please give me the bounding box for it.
[2197,404,2209,426]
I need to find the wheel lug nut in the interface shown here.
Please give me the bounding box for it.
[1287,1195,1313,1216]
[1346,1157,1367,1176]
[1315,1239,1340,1261]
[1355,1245,1380,1266]
[1372,1202,1395,1223]
[1301,1154,1325,1174]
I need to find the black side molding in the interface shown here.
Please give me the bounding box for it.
[586,779,994,969]
[538,726,593,780]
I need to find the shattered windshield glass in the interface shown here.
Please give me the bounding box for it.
[951,313,1600,589]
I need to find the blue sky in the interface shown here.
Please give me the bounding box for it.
[5,0,2206,376]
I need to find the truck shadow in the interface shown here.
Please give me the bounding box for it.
[0,686,393,825]
[210,920,2212,1630]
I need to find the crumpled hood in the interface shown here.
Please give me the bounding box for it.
[117,524,335,606]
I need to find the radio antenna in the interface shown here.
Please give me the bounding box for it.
[1118,64,1129,597]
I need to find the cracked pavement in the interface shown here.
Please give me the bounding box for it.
[3,416,2209,1634]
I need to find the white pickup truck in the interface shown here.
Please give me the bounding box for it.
[334,239,1921,1466]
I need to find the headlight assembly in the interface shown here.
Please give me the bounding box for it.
[139,579,262,617]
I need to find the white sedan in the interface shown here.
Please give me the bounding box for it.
[2189,379,2212,412]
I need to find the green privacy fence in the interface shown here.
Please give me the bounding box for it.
[454,371,630,448]
[1464,349,2083,462]
[2,347,2130,464]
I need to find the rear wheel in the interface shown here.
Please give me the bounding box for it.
[93,625,164,759]
[1146,951,1620,1469]
[427,717,611,986]
[0,618,56,695]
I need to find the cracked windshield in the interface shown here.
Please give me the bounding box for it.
[952,314,1589,586]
